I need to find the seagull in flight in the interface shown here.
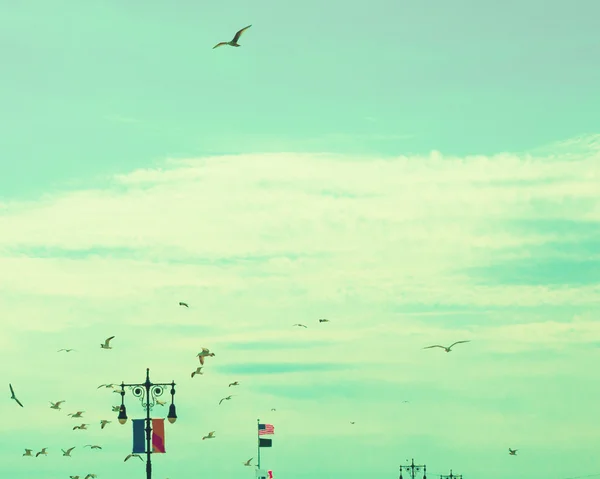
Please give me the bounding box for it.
[197,348,215,365]
[85,445,102,449]
[423,340,470,352]
[100,420,111,429]
[62,447,76,456]
[84,475,97,479]
[350,421,355,424]
[9,384,23,407]
[111,405,120,412]
[179,302,189,308]
[191,367,204,378]
[35,448,48,457]
[97,383,117,389]
[73,424,89,430]
[213,25,252,49]
[243,458,253,466]
[156,400,167,406]
[125,453,144,462]
[57,348,76,352]
[50,400,65,410]
[68,411,85,418]
[23,449,33,456]
[271,408,276,411]
[219,395,233,405]
[228,381,239,387]
[100,336,115,349]
[509,448,518,455]
[318,319,330,323]
[202,431,216,440]
[293,324,307,328]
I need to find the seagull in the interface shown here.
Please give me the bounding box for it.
[68,411,85,418]
[85,445,102,449]
[318,319,330,323]
[23,449,33,456]
[202,431,216,440]
[62,447,75,456]
[35,448,48,457]
[213,25,252,49]
[219,395,233,405]
[97,383,117,389]
[57,348,76,352]
[271,408,276,411]
[112,405,120,412]
[100,420,111,429]
[179,302,189,308]
[100,336,115,349]
[196,348,215,365]
[509,448,518,455]
[243,458,253,466]
[113,388,125,394]
[69,476,80,479]
[350,421,355,424]
[423,340,471,352]
[84,475,97,479]
[9,384,23,407]
[156,400,167,406]
[125,453,144,462]
[73,424,89,430]
[293,324,307,328]
[50,400,65,410]
[228,381,239,387]
[191,367,204,378]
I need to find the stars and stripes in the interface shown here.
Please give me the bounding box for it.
[258,423,274,435]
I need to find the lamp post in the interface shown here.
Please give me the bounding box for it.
[400,458,427,479]
[117,368,177,479]
[440,470,462,479]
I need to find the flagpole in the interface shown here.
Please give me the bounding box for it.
[257,418,261,471]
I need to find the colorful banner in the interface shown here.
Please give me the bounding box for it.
[152,418,166,453]
[132,419,145,454]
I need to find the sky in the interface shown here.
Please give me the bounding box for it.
[0,0,599,478]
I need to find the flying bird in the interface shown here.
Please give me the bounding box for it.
[100,336,115,349]
[125,453,144,462]
[85,445,102,449]
[271,408,276,411]
[97,384,117,389]
[156,400,167,406]
[318,319,330,323]
[70,476,80,479]
[243,458,253,466]
[57,349,76,352]
[9,384,23,407]
[179,302,189,308]
[100,420,111,429]
[219,395,233,405]
[509,448,518,455]
[293,324,307,328]
[113,388,125,394]
[73,424,89,430]
[68,411,85,418]
[84,475,97,479]
[35,448,48,457]
[423,340,470,352]
[228,381,239,387]
[23,449,33,456]
[62,447,75,456]
[213,25,252,49]
[112,406,120,412]
[197,348,215,365]
[350,421,355,424]
[202,431,216,440]
[191,367,204,378]
[50,400,65,410]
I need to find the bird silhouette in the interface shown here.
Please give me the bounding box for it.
[125,453,144,462]
[50,400,65,410]
[111,406,120,412]
[57,348,76,352]
[196,348,215,365]
[191,367,204,378]
[509,448,518,455]
[156,400,167,406]
[318,319,330,323]
[228,381,239,387]
[179,302,189,308]
[202,431,216,440]
[243,458,253,466]
[219,395,233,405]
[84,475,97,479]
[9,384,23,407]
[35,448,48,457]
[293,324,307,328]
[97,384,117,389]
[85,445,102,449]
[423,340,470,352]
[100,420,111,429]
[68,411,85,418]
[23,449,33,456]
[62,447,76,456]
[73,424,89,430]
[69,476,80,479]
[100,336,115,349]
[213,25,252,49]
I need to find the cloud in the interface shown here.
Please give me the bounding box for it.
[1,134,599,479]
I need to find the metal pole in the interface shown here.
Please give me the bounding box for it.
[146,369,152,479]
[257,418,261,471]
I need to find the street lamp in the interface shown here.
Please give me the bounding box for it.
[118,368,177,479]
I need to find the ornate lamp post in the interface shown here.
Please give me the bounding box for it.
[440,470,462,479]
[400,458,427,479]
[117,368,177,479]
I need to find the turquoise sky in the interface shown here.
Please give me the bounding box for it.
[1,1,600,479]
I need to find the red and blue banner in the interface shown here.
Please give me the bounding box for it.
[152,418,166,453]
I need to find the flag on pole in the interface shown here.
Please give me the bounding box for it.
[132,419,145,453]
[258,423,274,435]
[151,418,166,453]
[268,470,273,478]
[259,438,272,448]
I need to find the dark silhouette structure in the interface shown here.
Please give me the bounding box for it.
[440,470,463,479]
[400,458,427,479]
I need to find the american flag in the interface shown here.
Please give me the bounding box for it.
[258,423,274,435]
